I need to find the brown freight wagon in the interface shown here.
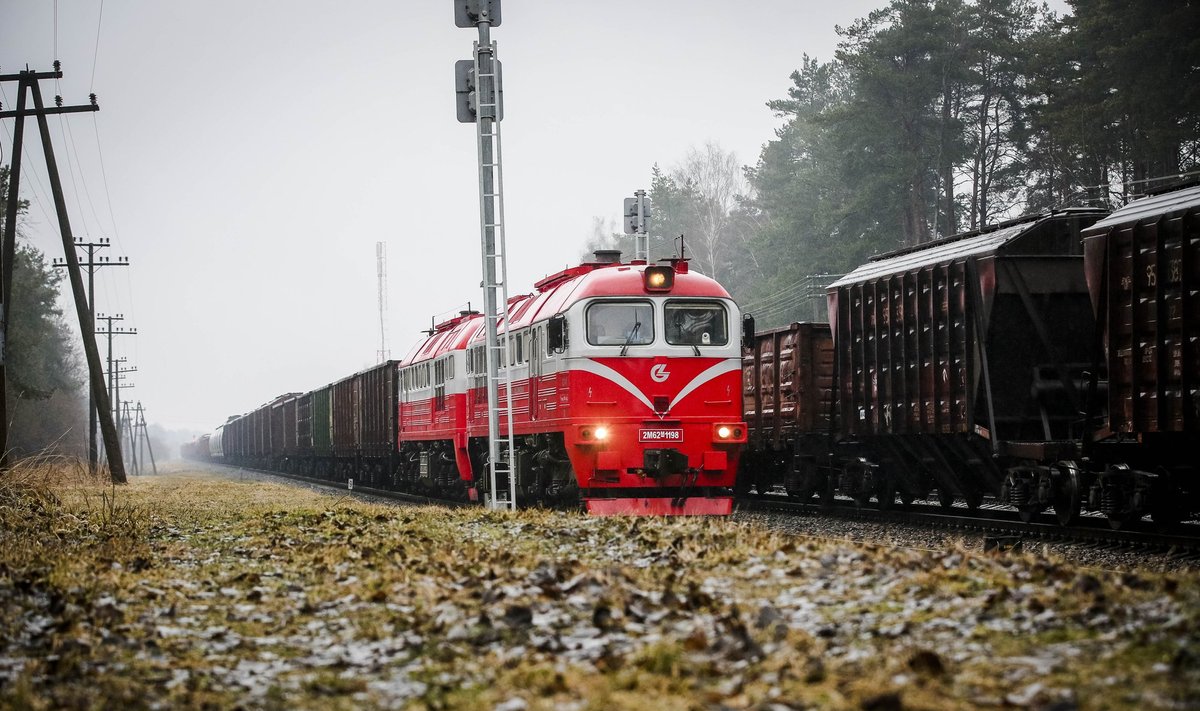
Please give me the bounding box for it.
[331,361,401,485]
[250,405,267,463]
[739,322,835,496]
[1081,184,1200,525]
[266,393,301,470]
[827,208,1107,511]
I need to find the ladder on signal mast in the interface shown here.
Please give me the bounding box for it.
[473,38,517,510]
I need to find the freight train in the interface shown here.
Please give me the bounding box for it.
[185,251,748,515]
[739,184,1200,529]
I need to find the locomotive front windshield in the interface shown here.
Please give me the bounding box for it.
[587,301,655,346]
[665,301,729,346]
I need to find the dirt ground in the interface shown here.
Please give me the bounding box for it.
[0,466,1196,710]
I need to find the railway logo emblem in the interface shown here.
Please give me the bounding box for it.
[650,364,670,383]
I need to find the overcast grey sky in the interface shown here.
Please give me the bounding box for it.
[4,1,1032,433]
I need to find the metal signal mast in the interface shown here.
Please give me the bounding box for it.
[454,0,516,510]
[376,241,389,362]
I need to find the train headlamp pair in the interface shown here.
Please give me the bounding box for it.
[713,423,746,442]
[580,425,610,442]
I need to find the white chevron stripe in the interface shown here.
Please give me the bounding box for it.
[669,359,741,410]
[570,359,656,411]
[571,358,741,414]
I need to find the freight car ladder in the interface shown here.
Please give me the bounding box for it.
[473,37,518,510]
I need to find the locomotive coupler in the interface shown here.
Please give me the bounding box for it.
[643,448,689,479]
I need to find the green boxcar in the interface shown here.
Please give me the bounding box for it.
[311,386,332,455]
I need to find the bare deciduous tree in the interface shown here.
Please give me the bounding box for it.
[671,142,745,282]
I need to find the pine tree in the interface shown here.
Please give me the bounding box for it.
[0,165,87,458]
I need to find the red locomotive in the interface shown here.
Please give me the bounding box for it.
[189,250,748,515]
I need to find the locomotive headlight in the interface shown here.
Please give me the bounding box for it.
[713,423,747,443]
[643,266,674,292]
[594,426,610,441]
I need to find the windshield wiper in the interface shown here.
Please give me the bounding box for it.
[619,320,642,356]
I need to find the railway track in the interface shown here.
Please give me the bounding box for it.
[198,461,470,509]
[739,492,1200,556]
[193,460,1200,556]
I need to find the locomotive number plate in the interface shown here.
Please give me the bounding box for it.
[639,428,683,443]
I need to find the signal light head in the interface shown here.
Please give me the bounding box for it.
[644,266,674,292]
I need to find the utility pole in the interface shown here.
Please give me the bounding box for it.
[51,238,128,473]
[135,401,157,475]
[111,361,136,451]
[0,65,125,481]
[95,313,136,456]
[115,372,136,473]
[454,0,517,510]
[376,241,389,362]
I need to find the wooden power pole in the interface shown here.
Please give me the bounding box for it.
[52,239,129,473]
[0,65,126,482]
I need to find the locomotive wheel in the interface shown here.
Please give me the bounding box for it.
[1052,464,1081,527]
[1107,514,1132,530]
[1017,505,1042,524]
[898,490,915,507]
[937,488,956,509]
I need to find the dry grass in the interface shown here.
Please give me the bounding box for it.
[0,466,1196,710]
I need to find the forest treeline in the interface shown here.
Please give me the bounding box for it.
[589,0,1200,326]
[0,166,88,458]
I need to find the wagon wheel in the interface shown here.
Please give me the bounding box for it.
[819,479,836,509]
[963,489,983,512]
[1150,469,1181,531]
[1052,462,1081,527]
[1016,505,1042,524]
[1151,503,1181,531]
[1107,513,1132,530]
[936,487,956,510]
[875,476,897,511]
[786,486,815,502]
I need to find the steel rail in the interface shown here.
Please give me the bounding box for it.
[739,493,1200,554]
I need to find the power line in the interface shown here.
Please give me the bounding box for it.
[90,0,106,92]
[62,116,106,231]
